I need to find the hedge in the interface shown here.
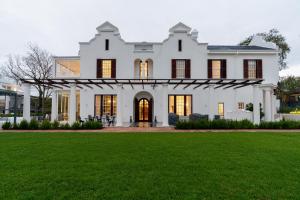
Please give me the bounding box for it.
[2,119,103,130]
[175,119,300,129]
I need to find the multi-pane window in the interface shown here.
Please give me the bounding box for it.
[248,60,257,79]
[102,60,112,78]
[212,60,221,78]
[218,103,224,117]
[140,61,148,79]
[238,102,244,110]
[95,95,117,116]
[176,60,185,78]
[169,95,192,116]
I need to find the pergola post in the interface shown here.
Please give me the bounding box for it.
[208,85,214,120]
[51,90,58,122]
[253,85,260,124]
[22,83,31,121]
[5,95,10,114]
[162,84,169,126]
[69,84,77,124]
[264,88,272,122]
[116,84,123,127]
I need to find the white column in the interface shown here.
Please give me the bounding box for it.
[162,84,169,126]
[208,85,214,120]
[22,83,31,121]
[264,88,272,122]
[116,84,123,127]
[5,95,10,114]
[69,84,76,124]
[253,85,260,124]
[51,90,58,122]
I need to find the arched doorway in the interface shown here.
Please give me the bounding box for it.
[134,91,153,123]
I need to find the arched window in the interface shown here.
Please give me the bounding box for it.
[139,61,149,79]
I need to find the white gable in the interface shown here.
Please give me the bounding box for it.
[96,21,119,33]
[169,22,192,33]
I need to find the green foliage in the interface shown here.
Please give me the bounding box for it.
[277,76,300,104]
[19,120,29,129]
[239,29,290,70]
[82,121,102,129]
[52,120,60,129]
[2,122,12,129]
[259,119,300,129]
[12,122,19,129]
[62,123,71,130]
[176,119,255,129]
[29,119,39,130]
[40,120,52,130]
[71,121,81,130]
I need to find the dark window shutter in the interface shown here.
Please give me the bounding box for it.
[149,98,153,122]
[208,60,212,78]
[185,59,191,78]
[171,59,176,78]
[256,60,262,78]
[243,60,248,79]
[111,59,116,78]
[97,59,102,78]
[221,59,227,78]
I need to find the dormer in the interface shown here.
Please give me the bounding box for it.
[169,22,192,34]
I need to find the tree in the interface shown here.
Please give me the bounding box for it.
[2,44,53,116]
[239,29,290,70]
[276,76,300,104]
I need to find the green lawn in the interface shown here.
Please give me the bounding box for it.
[1,132,300,200]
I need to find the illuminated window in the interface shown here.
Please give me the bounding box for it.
[168,95,192,116]
[139,61,148,79]
[238,102,244,110]
[248,60,257,79]
[176,60,185,78]
[102,60,112,78]
[218,103,224,117]
[95,95,117,116]
[212,60,221,78]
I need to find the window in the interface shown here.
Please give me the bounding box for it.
[178,40,182,51]
[248,60,256,79]
[168,95,192,116]
[238,102,244,110]
[139,61,148,79]
[212,60,221,78]
[218,103,224,117]
[176,60,185,78]
[102,60,112,78]
[105,39,109,50]
[95,95,117,116]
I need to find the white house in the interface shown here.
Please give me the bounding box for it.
[22,22,279,126]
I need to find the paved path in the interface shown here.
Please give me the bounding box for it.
[1,127,300,133]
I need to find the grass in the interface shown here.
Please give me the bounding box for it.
[1,132,300,200]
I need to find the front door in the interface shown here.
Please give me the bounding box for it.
[135,98,152,122]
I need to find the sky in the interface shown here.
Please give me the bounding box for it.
[0,0,299,78]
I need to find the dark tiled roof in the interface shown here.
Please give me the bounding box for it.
[207,45,275,51]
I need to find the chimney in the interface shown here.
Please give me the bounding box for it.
[191,29,198,41]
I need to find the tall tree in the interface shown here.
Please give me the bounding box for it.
[239,29,290,70]
[2,44,53,116]
[276,76,300,103]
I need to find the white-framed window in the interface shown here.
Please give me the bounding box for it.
[218,102,224,117]
[168,95,192,116]
[248,60,257,79]
[176,60,185,79]
[238,102,244,110]
[212,60,221,78]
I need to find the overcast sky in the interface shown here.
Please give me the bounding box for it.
[0,0,299,78]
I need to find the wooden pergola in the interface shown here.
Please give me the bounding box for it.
[21,78,263,90]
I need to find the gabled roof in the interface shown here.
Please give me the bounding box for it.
[96,21,119,33]
[169,22,192,33]
[207,45,276,51]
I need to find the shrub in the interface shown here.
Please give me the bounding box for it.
[13,123,19,129]
[189,113,209,121]
[2,122,11,130]
[82,121,102,129]
[52,120,60,129]
[40,120,52,130]
[175,119,255,129]
[259,120,300,129]
[63,123,70,130]
[71,121,81,129]
[168,113,179,126]
[29,119,39,130]
[19,120,29,129]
